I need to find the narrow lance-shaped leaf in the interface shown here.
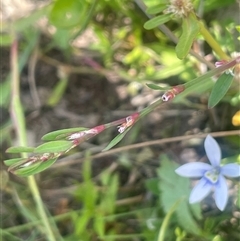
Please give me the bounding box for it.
[12,158,58,177]
[176,13,200,59]
[146,83,168,90]
[34,140,73,153]
[144,14,172,30]
[102,128,132,152]
[103,113,139,151]
[4,158,26,166]
[208,73,233,108]
[146,3,167,15]
[6,146,35,153]
[42,127,88,141]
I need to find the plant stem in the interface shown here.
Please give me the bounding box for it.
[140,57,239,116]
[199,21,230,60]
[158,199,183,241]
[10,38,56,241]
[27,176,57,241]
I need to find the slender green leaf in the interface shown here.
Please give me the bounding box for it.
[47,76,68,107]
[4,158,26,166]
[146,4,167,15]
[146,83,168,90]
[208,73,234,108]
[75,210,92,235]
[6,146,35,153]
[94,216,105,238]
[102,128,131,151]
[144,14,171,30]
[42,127,88,141]
[34,140,72,153]
[13,158,57,177]
[158,199,183,241]
[99,174,118,214]
[176,14,200,59]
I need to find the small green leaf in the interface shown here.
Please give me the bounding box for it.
[42,127,88,141]
[50,0,86,28]
[94,216,105,238]
[103,129,131,151]
[144,14,172,30]
[6,146,35,153]
[34,141,72,153]
[208,73,233,108]
[146,83,168,90]
[13,158,57,177]
[47,75,68,107]
[176,14,200,59]
[4,158,26,166]
[146,4,167,15]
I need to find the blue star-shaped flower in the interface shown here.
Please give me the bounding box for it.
[175,135,240,211]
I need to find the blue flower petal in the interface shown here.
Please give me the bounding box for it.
[175,163,212,177]
[204,135,221,166]
[221,164,240,177]
[189,177,212,203]
[214,175,228,211]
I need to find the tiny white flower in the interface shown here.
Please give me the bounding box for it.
[164,0,194,18]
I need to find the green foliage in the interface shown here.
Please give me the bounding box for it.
[72,157,119,240]
[175,14,200,59]
[146,3,168,15]
[103,128,132,151]
[6,157,57,177]
[6,146,35,153]
[4,157,26,166]
[49,0,86,29]
[146,83,168,90]
[42,127,88,141]
[200,0,236,12]
[144,14,172,30]
[157,155,202,235]
[47,76,69,107]
[34,141,72,153]
[208,73,234,108]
